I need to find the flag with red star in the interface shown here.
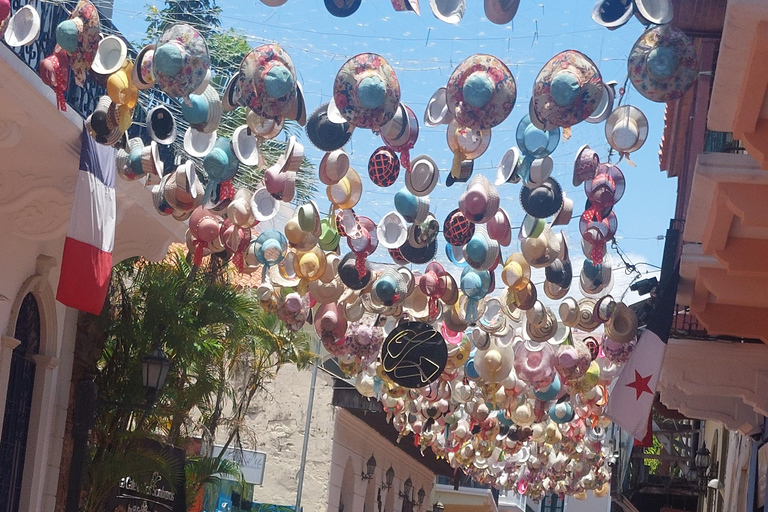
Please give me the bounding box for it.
[604,329,666,441]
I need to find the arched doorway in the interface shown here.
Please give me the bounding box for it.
[0,293,41,512]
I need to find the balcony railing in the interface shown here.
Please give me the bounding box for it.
[704,130,746,154]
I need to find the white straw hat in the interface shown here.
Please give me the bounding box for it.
[92,35,128,75]
[4,5,40,47]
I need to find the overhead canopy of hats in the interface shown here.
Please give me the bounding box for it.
[22,0,699,500]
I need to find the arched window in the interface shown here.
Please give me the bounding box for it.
[0,293,41,512]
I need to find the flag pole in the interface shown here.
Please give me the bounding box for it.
[295,339,320,512]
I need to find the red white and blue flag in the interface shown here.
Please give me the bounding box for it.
[56,126,116,315]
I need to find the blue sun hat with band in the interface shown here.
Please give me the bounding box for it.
[394,187,430,224]
[239,43,297,119]
[251,230,288,267]
[460,266,491,323]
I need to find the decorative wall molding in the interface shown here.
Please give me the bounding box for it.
[0,120,21,148]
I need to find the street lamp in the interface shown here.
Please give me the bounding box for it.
[432,501,444,512]
[142,347,170,405]
[695,446,711,474]
[417,487,426,507]
[399,477,413,501]
[362,454,377,481]
[381,466,395,490]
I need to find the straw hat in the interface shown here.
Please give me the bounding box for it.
[447,120,491,160]
[394,187,429,224]
[585,80,616,124]
[131,44,155,90]
[330,53,401,130]
[496,147,522,186]
[325,0,362,17]
[446,53,517,129]
[521,226,561,268]
[532,50,604,128]
[487,207,512,246]
[247,109,284,140]
[316,303,348,345]
[628,25,697,103]
[585,163,626,208]
[231,125,262,167]
[222,71,243,112]
[463,226,500,271]
[605,105,648,156]
[406,154,440,196]
[250,186,280,222]
[424,87,454,127]
[604,303,638,344]
[634,0,674,25]
[319,149,350,186]
[327,167,363,209]
[227,189,256,228]
[4,5,40,47]
[429,0,465,24]
[181,84,222,134]
[501,252,530,289]
[459,175,500,224]
[520,178,563,219]
[573,144,599,187]
[147,105,177,146]
[183,127,217,158]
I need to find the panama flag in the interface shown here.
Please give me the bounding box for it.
[604,328,667,441]
[56,126,116,315]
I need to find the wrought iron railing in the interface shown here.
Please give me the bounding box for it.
[704,130,746,154]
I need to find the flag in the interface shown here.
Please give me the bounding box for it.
[604,329,667,441]
[56,126,116,315]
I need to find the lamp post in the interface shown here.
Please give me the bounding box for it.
[399,477,413,502]
[432,501,445,512]
[142,346,170,406]
[381,466,395,490]
[417,488,426,508]
[362,454,377,481]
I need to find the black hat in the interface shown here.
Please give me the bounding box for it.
[338,251,371,290]
[325,0,362,17]
[520,178,563,219]
[306,102,353,151]
[381,321,447,388]
[399,239,437,265]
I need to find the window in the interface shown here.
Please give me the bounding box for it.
[540,494,564,512]
[0,293,41,512]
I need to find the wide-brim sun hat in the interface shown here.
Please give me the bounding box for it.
[459,175,500,224]
[532,50,604,129]
[316,303,348,343]
[306,102,353,152]
[153,23,210,99]
[628,25,696,103]
[516,115,560,159]
[634,0,674,25]
[446,53,517,130]
[331,53,401,131]
[327,167,363,209]
[4,5,40,47]
[239,43,297,119]
[430,0,465,24]
[604,302,638,344]
[501,252,530,289]
[520,178,563,219]
[147,104,177,145]
[400,238,438,265]
[231,125,262,166]
[591,0,633,29]
[59,0,100,88]
[605,105,649,156]
[424,87,454,127]
[91,35,127,75]
[406,154,440,196]
[485,0,520,24]
[496,147,521,186]
[573,144,599,187]
[250,186,280,222]
[131,44,155,90]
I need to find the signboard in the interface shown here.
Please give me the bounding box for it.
[105,441,186,512]
[211,444,267,486]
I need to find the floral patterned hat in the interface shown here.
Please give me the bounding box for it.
[532,50,604,129]
[331,53,401,130]
[239,43,296,119]
[153,23,210,99]
[446,54,517,130]
[628,25,697,103]
[56,0,99,88]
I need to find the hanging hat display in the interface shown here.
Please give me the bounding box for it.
[394,187,429,224]
[628,25,696,103]
[381,321,448,388]
[635,0,674,25]
[573,144,599,187]
[331,53,401,130]
[585,164,626,208]
[532,50,604,129]
[605,105,649,160]
[56,0,100,87]
[446,53,517,130]
[543,233,572,300]
[521,226,562,268]
[486,207,512,247]
[319,149,350,186]
[327,167,363,209]
[91,35,127,75]
[585,81,616,124]
[4,5,40,48]
[306,102,353,152]
[443,208,475,246]
[463,226,500,271]
[378,211,409,249]
[496,147,522,186]
[153,23,210,99]
[180,84,222,134]
[516,115,560,159]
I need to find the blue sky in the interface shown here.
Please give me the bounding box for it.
[113,0,678,303]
